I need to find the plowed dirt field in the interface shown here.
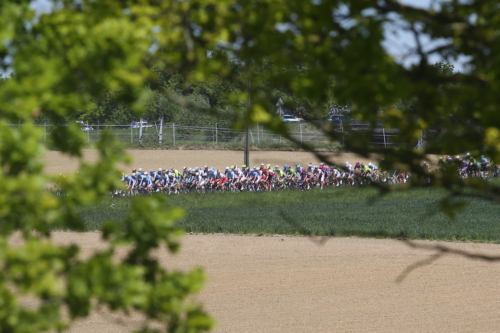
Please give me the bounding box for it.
[25,233,499,333]
[42,149,377,174]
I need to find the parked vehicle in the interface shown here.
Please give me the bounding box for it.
[76,121,93,131]
[281,114,302,122]
[130,121,151,128]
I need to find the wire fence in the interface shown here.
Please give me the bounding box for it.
[10,121,400,147]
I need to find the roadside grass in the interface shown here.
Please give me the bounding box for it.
[77,186,500,243]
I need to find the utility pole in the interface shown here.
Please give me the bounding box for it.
[243,62,252,166]
[244,78,250,166]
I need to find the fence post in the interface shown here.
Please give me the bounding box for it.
[173,122,176,146]
[341,120,344,146]
[300,123,303,143]
[159,117,163,144]
[383,128,387,148]
[130,124,133,144]
[257,125,260,144]
[139,118,143,144]
[44,122,47,143]
[87,127,90,144]
[215,123,218,146]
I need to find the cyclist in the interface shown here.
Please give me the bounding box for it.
[182,167,189,179]
[216,170,228,192]
[194,172,204,191]
[368,162,378,171]
[316,166,326,189]
[330,166,341,187]
[480,156,490,175]
[139,171,152,194]
[126,173,136,196]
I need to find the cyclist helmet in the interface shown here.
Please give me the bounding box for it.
[158,168,162,171]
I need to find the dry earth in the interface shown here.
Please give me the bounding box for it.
[42,149,379,174]
[18,233,499,333]
[38,150,500,332]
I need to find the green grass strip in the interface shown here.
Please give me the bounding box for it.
[77,187,500,243]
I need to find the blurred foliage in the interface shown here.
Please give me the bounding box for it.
[0,1,215,332]
[2,0,500,331]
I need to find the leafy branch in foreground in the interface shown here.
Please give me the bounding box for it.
[0,2,214,332]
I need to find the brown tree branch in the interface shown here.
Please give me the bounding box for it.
[396,239,500,283]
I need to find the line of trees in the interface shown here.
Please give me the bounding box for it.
[0,60,341,126]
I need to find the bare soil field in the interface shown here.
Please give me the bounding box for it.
[18,233,498,333]
[42,149,378,174]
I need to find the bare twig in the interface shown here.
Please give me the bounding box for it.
[395,252,443,283]
[396,239,500,283]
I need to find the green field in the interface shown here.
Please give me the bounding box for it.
[77,186,500,243]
